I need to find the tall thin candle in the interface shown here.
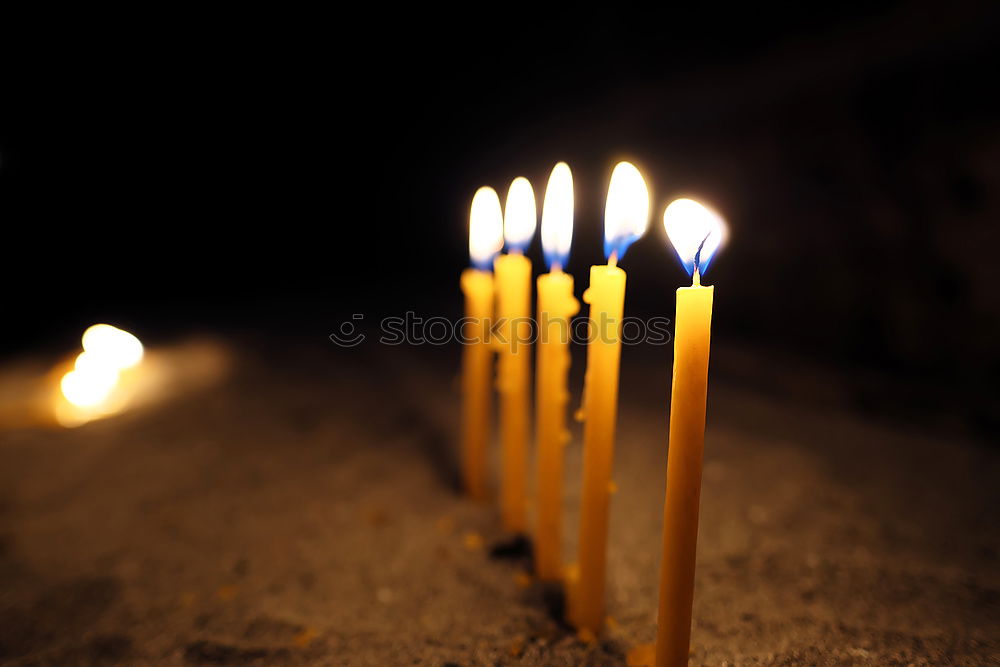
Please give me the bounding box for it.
[569,162,650,635]
[534,162,577,580]
[655,198,726,666]
[494,177,537,534]
[460,187,503,501]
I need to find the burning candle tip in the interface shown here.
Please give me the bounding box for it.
[691,232,710,286]
[663,198,726,279]
[503,177,537,254]
[603,162,650,263]
[469,187,504,270]
[542,162,574,271]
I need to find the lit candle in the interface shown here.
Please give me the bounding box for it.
[534,162,578,581]
[569,161,650,635]
[56,324,146,427]
[460,187,504,502]
[494,177,537,534]
[655,198,726,666]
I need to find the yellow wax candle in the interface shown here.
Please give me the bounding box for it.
[461,187,504,502]
[655,198,727,667]
[534,162,577,580]
[461,269,494,502]
[570,261,626,633]
[495,177,537,534]
[655,282,712,666]
[569,161,650,635]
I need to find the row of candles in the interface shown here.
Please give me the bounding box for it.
[460,161,725,666]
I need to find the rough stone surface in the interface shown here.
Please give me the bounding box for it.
[0,339,996,665]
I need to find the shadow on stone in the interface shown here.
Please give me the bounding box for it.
[537,580,573,630]
[488,534,533,563]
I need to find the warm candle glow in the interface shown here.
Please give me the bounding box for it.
[503,177,537,253]
[61,357,119,408]
[58,324,144,423]
[662,198,727,278]
[604,161,650,261]
[541,162,574,270]
[469,186,504,270]
[81,323,144,369]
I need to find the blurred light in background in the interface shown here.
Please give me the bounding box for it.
[57,324,144,426]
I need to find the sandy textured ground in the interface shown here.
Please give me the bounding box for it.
[0,338,997,665]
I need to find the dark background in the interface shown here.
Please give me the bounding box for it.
[2,2,998,433]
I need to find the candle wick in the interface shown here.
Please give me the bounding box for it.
[608,252,618,269]
[692,233,710,286]
[551,261,563,273]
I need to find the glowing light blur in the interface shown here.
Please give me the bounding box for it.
[503,177,537,253]
[604,161,650,260]
[541,162,574,271]
[469,186,504,270]
[662,198,727,277]
[58,324,144,423]
[60,363,118,408]
[82,324,144,369]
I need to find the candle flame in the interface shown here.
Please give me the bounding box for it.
[541,162,573,270]
[503,177,537,253]
[58,324,144,425]
[604,161,650,261]
[469,186,504,270]
[663,198,727,278]
[82,324,144,369]
[61,357,119,408]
